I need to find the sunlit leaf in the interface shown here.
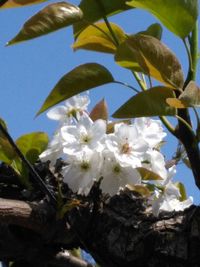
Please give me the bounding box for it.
[113,86,176,118]
[136,167,163,180]
[16,132,49,164]
[126,184,151,197]
[90,98,108,121]
[123,34,184,88]
[7,2,83,45]
[115,24,162,71]
[37,63,114,115]
[166,98,187,109]
[0,0,48,8]
[127,0,198,38]
[74,0,134,37]
[175,182,187,201]
[0,118,8,138]
[73,22,126,54]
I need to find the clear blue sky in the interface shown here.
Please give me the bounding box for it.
[0,0,200,202]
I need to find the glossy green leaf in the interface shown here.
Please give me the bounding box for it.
[37,63,114,115]
[124,34,184,88]
[136,167,163,180]
[113,86,176,118]
[127,0,198,38]
[90,98,108,121]
[7,2,83,45]
[16,132,48,164]
[115,24,162,71]
[0,0,48,8]
[74,0,134,37]
[73,22,126,54]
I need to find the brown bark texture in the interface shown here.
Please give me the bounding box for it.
[0,163,200,267]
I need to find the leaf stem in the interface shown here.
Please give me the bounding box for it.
[190,21,199,81]
[159,116,176,136]
[114,80,140,93]
[0,123,57,207]
[94,0,119,46]
[175,115,194,135]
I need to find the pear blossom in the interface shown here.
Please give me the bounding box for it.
[39,130,65,166]
[61,114,106,155]
[152,166,193,215]
[100,151,141,196]
[105,123,148,167]
[62,148,102,195]
[134,117,166,148]
[142,149,167,180]
[47,94,90,125]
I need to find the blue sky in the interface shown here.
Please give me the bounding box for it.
[0,0,200,202]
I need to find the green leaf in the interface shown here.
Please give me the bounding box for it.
[136,167,163,180]
[139,23,163,40]
[127,0,198,38]
[115,24,162,71]
[0,118,8,138]
[37,63,114,116]
[175,182,187,201]
[73,22,126,54]
[7,2,83,45]
[90,98,108,121]
[0,0,48,8]
[113,86,176,118]
[126,184,151,197]
[74,0,134,37]
[0,137,16,164]
[16,132,49,164]
[124,34,184,88]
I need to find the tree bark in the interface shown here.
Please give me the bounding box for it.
[0,188,200,267]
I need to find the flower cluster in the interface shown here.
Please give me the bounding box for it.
[40,94,193,216]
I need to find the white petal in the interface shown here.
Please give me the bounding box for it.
[47,106,67,120]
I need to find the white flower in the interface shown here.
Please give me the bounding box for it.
[62,148,102,195]
[61,114,106,155]
[39,130,65,166]
[105,123,148,167]
[134,117,166,148]
[152,166,193,216]
[47,94,90,124]
[100,151,141,196]
[142,149,167,180]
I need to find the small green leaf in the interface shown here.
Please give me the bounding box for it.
[124,34,184,88]
[16,132,49,164]
[7,2,83,45]
[37,63,114,116]
[73,22,126,54]
[127,0,198,38]
[90,98,108,121]
[175,182,187,201]
[113,86,176,118]
[0,0,48,8]
[74,0,134,37]
[136,167,163,180]
[139,23,163,40]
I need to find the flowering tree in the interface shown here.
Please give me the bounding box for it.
[0,0,199,267]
